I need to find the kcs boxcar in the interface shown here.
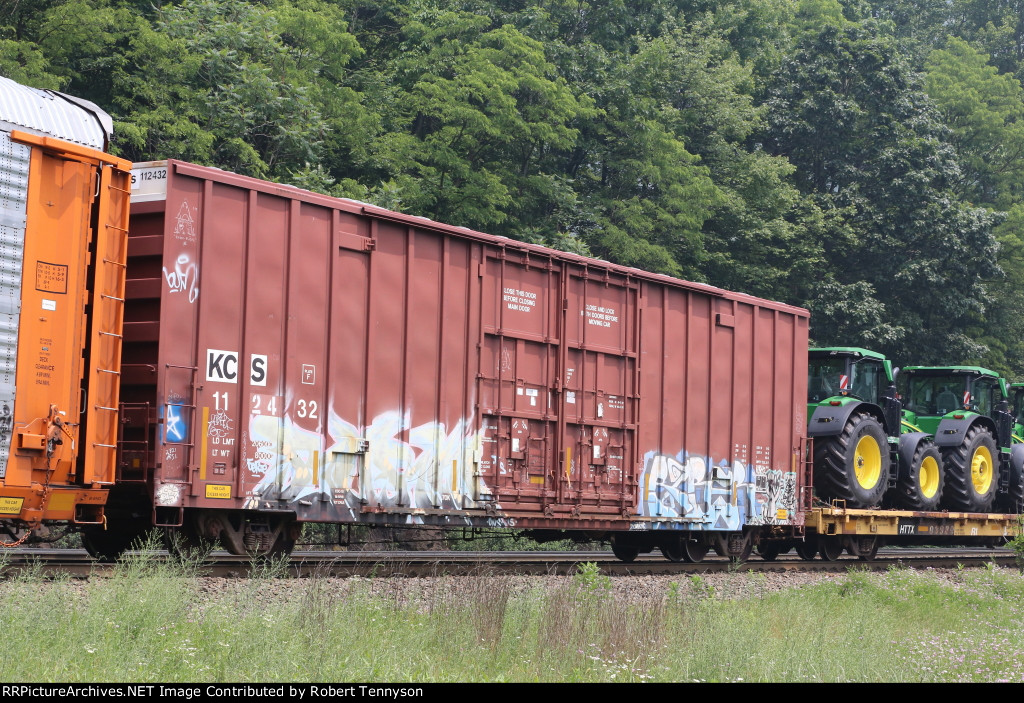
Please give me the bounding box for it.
[86,159,809,559]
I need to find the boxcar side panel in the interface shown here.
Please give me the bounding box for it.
[239,192,290,504]
[635,284,808,530]
[135,160,809,537]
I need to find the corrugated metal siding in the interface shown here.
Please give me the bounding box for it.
[131,160,811,533]
[0,130,27,477]
[0,76,106,149]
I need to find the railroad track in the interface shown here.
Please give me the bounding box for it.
[0,547,1016,578]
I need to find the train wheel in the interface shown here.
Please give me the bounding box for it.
[794,540,817,560]
[818,535,843,561]
[758,542,789,561]
[163,521,212,559]
[681,539,709,563]
[659,535,685,562]
[718,532,753,564]
[82,524,146,563]
[272,521,301,556]
[942,426,998,512]
[610,534,640,562]
[846,536,879,561]
[730,542,754,565]
[891,441,943,511]
[814,412,889,508]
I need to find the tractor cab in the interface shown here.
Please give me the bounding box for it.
[1011,383,1024,439]
[808,347,893,406]
[898,367,1009,437]
[807,347,899,434]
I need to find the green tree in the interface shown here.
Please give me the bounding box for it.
[112,0,362,179]
[349,5,594,242]
[766,21,1000,363]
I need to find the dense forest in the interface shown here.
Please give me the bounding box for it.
[3,0,1024,374]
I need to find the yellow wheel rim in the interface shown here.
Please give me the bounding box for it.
[854,435,882,489]
[971,445,993,495]
[920,455,940,499]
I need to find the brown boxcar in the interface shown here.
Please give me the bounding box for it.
[0,76,131,538]
[109,159,808,557]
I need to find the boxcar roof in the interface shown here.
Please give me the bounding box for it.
[139,159,809,318]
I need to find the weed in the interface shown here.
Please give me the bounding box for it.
[687,574,715,600]
[573,561,612,599]
[838,568,873,597]
[1009,517,1024,571]
[247,552,291,580]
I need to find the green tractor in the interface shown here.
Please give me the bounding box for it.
[899,367,1024,512]
[807,348,903,508]
[1010,383,1024,441]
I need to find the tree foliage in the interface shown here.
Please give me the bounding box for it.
[2,0,1023,374]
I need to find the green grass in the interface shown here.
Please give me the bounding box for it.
[2,553,1023,682]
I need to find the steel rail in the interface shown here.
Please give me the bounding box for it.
[0,547,1014,578]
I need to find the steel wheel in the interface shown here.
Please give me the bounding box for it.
[681,539,710,563]
[818,535,843,561]
[794,540,817,560]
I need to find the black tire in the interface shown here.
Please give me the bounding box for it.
[271,522,300,557]
[846,536,879,561]
[891,441,943,511]
[941,425,999,512]
[610,534,640,562]
[997,445,1024,513]
[813,411,889,508]
[717,532,753,564]
[730,541,754,565]
[659,536,685,562]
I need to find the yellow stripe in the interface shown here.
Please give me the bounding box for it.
[565,447,572,487]
[200,406,209,481]
[901,419,924,433]
[452,460,457,495]
[312,450,319,486]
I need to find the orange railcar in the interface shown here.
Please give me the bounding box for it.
[0,77,131,538]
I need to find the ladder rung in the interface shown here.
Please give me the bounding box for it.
[108,185,131,194]
[94,405,118,412]
[97,368,119,375]
[100,294,124,302]
[98,331,122,338]
[93,443,116,448]
[102,258,126,268]
[105,224,129,232]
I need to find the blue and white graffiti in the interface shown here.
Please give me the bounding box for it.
[637,450,796,528]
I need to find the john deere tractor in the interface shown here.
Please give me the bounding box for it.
[899,367,1024,512]
[807,348,902,508]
